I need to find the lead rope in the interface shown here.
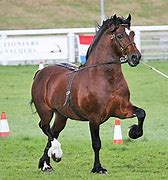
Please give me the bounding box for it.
[142,61,168,79]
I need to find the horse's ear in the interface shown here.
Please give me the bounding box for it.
[113,14,117,25]
[126,14,131,22]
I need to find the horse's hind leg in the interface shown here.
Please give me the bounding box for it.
[129,106,146,139]
[38,108,54,172]
[50,111,67,162]
[38,109,67,172]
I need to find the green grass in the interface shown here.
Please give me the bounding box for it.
[0,61,168,179]
[0,0,167,29]
[1,138,168,180]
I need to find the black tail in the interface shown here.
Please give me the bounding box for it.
[30,70,40,113]
[33,70,40,79]
[30,99,36,113]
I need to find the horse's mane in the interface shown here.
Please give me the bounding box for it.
[85,15,131,62]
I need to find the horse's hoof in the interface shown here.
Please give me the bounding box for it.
[99,170,108,175]
[39,160,53,172]
[52,154,61,163]
[128,124,143,139]
[41,166,53,172]
[91,165,107,174]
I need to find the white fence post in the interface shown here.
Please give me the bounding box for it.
[134,30,141,52]
[0,34,8,65]
[67,32,75,63]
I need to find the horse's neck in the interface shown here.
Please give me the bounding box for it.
[86,34,118,65]
[86,33,124,79]
[84,32,125,83]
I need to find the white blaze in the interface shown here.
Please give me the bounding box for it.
[125,28,131,36]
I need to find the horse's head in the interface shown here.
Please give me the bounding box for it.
[110,14,141,67]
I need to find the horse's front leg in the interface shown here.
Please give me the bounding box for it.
[129,106,146,139]
[89,121,107,174]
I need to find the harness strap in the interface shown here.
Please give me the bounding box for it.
[63,72,87,120]
[63,72,76,106]
[67,59,128,75]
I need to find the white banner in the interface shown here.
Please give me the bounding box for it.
[0,35,68,64]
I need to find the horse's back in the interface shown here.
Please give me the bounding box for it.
[32,65,67,88]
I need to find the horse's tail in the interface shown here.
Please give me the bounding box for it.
[30,70,40,113]
[33,70,40,79]
[29,99,36,113]
[30,98,34,107]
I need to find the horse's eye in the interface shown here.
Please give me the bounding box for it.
[116,34,123,39]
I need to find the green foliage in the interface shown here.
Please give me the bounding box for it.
[0,61,168,179]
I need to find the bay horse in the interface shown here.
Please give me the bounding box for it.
[31,14,146,174]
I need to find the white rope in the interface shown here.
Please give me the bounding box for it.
[142,61,168,79]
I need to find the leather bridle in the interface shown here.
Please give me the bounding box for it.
[111,30,135,55]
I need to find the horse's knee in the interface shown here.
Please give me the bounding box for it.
[39,121,53,141]
[39,121,48,132]
[134,107,146,120]
[51,115,67,138]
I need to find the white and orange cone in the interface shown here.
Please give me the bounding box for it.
[0,112,10,137]
[38,61,44,70]
[113,119,123,144]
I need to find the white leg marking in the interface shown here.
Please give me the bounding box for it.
[48,138,63,159]
[42,161,50,171]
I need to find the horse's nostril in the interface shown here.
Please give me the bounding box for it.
[128,54,140,67]
[131,54,140,64]
[131,55,137,61]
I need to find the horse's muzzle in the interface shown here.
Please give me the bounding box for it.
[128,53,141,67]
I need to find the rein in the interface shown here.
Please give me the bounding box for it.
[67,58,128,75]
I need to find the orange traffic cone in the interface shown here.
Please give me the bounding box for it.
[38,61,44,70]
[113,119,123,144]
[0,112,10,137]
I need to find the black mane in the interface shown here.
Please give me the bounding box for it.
[85,15,131,61]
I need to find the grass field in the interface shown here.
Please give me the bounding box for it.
[0,61,168,179]
[0,0,168,29]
